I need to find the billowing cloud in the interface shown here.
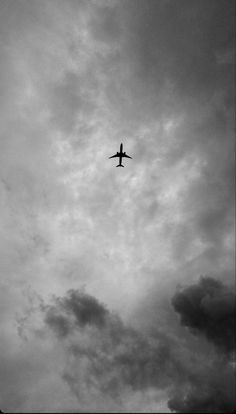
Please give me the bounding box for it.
[45,289,109,336]
[44,289,183,404]
[172,276,236,353]
[168,363,236,413]
[169,276,236,413]
[44,282,235,413]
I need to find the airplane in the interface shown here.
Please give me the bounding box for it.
[109,143,132,167]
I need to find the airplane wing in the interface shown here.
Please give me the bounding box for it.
[123,154,132,159]
[109,154,119,158]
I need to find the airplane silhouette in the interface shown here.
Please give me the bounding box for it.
[109,143,132,167]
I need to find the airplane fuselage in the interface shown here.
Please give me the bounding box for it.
[117,143,125,166]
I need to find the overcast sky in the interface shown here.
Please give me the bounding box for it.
[0,1,235,412]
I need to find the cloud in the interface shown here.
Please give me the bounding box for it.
[44,289,191,411]
[168,352,236,413]
[168,364,236,413]
[168,276,236,413]
[168,365,235,413]
[44,283,236,413]
[45,289,109,336]
[1,276,235,412]
[0,0,235,412]
[172,276,236,353]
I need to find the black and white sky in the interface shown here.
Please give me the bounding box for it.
[0,1,235,412]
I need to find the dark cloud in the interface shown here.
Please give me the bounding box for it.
[172,276,236,353]
[44,285,236,412]
[168,363,236,413]
[169,276,236,413]
[45,290,109,336]
[45,289,191,408]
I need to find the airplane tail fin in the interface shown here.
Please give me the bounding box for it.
[116,164,124,167]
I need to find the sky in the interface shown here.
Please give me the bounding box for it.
[0,0,235,412]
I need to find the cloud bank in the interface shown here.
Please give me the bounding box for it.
[0,0,235,412]
[42,278,235,413]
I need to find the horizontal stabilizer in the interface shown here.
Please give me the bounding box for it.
[116,164,124,167]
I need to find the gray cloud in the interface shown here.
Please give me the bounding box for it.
[0,0,235,411]
[44,289,189,410]
[172,276,236,353]
[45,289,109,335]
[168,362,236,413]
[169,276,236,413]
[45,282,236,413]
